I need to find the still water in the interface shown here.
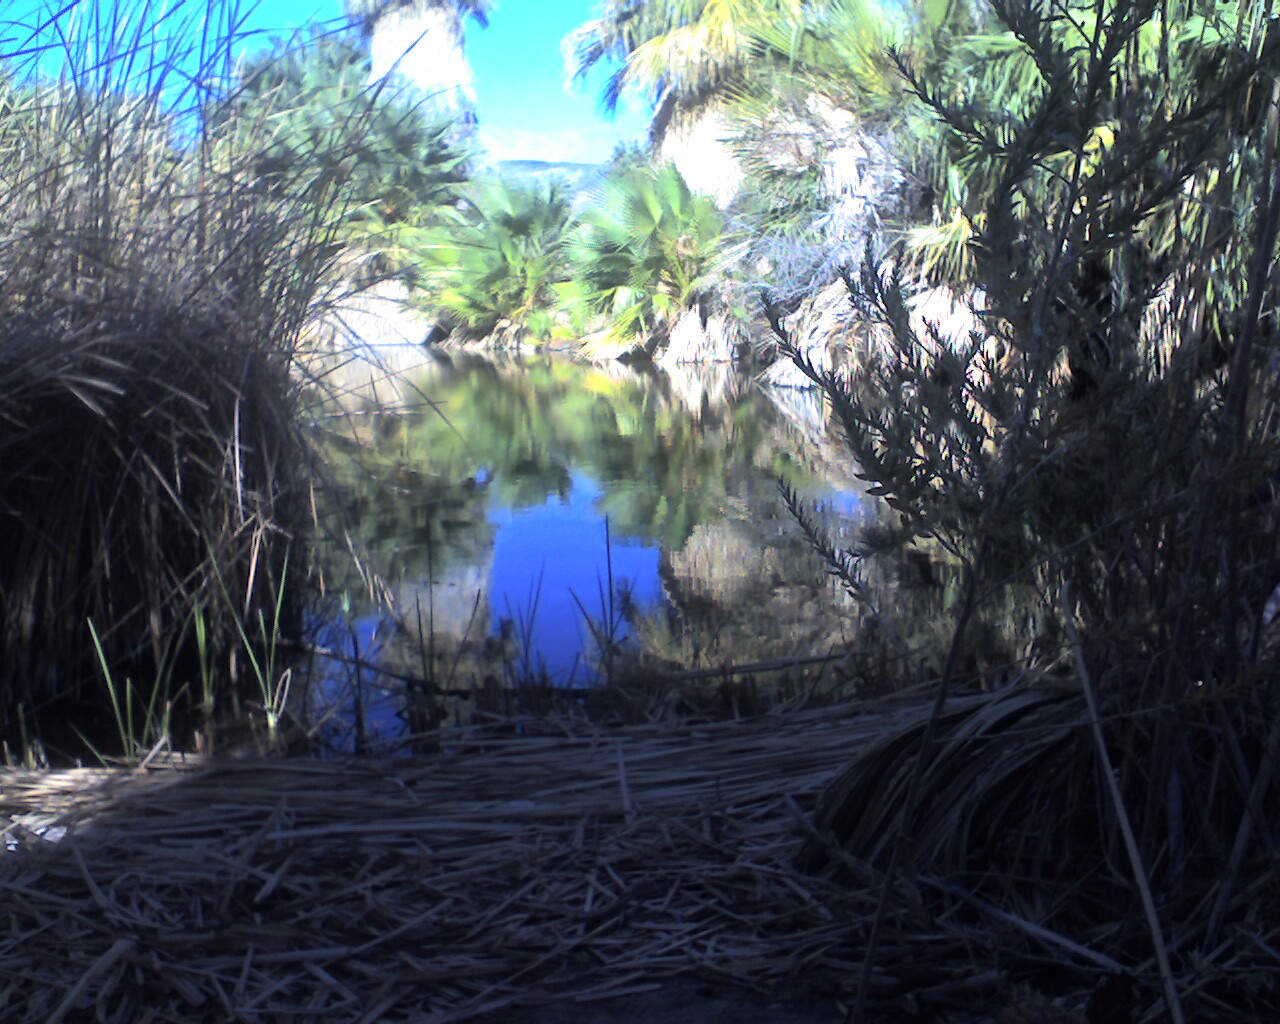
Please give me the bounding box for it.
[311,352,866,746]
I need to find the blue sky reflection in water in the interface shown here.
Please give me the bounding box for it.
[312,466,667,753]
[488,473,664,684]
[311,355,869,753]
[307,608,405,750]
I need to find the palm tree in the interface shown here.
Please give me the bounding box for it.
[232,27,470,226]
[718,0,922,295]
[567,0,802,133]
[565,162,725,348]
[345,0,492,36]
[405,178,572,340]
[347,0,491,129]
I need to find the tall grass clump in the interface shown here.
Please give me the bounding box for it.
[0,1,362,760]
[787,0,1280,1016]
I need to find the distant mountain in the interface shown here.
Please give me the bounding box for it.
[487,159,606,202]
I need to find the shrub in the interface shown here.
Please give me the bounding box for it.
[792,0,1280,1013]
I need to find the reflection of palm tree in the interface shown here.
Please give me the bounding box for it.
[394,357,793,545]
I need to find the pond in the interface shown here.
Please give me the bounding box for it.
[309,351,868,749]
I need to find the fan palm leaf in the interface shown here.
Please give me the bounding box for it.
[567,0,802,123]
[405,178,571,338]
[566,162,725,346]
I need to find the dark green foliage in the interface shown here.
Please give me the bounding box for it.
[231,26,471,227]
[565,162,725,347]
[815,0,1280,680]
[791,0,1280,1012]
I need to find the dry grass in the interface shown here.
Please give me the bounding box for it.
[0,1,362,760]
[5,685,1276,1022]
[0,689,1125,1024]
[800,682,1280,1023]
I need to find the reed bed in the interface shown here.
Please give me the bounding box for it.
[0,688,1133,1024]
[0,1,366,760]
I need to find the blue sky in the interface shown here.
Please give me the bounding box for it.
[361,0,655,163]
[464,1,653,164]
[2,1,652,164]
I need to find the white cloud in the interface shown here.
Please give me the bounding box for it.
[478,124,642,165]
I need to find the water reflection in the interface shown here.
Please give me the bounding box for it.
[312,352,866,739]
[485,473,663,683]
[304,607,403,753]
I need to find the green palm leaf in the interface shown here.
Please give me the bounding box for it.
[405,177,571,339]
[566,162,725,347]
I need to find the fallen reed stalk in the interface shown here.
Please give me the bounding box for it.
[7,685,1271,1022]
[0,689,1127,1024]
[0,698,886,1022]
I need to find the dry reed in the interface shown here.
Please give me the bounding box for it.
[0,1,360,760]
[0,691,1100,1024]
